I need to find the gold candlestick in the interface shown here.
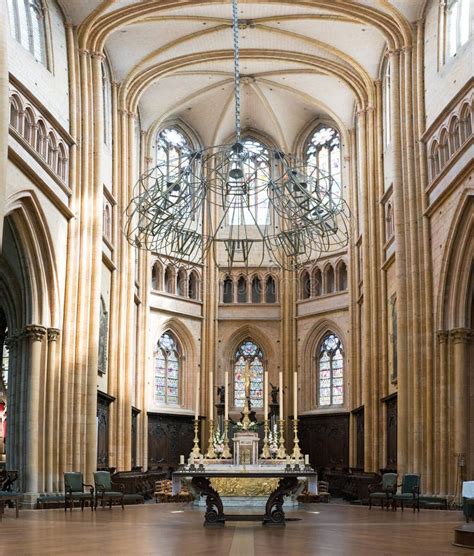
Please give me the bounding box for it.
[291,418,302,460]
[260,419,271,459]
[190,419,202,459]
[221,419,232,459]
[205,419,216,459]
[276,419,287,459]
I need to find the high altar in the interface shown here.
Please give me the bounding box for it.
[176,362,316,524]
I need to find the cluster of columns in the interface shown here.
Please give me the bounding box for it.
[4,325,61,501]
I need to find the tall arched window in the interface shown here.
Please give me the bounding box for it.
[155,127,192,170]
[188,271,199,300]
[313,268,322,297]
[251,276,261,303]
[223,276,233,303]
[234,339,264,408]
[305,125,341,198]
[383,61,391,147]
[446,0,471,58]
[7,0,48,67]
[102,59,113,147]
[176,269,187,297]
[337,261,348,291]
[237,276,247,303]
[318,333,343,406]
[300,270,311,300]
[325,265,335,294]
[154,332,180,405]
[98,297,108,375]
[151,262,161,290]
[265,276,276,303]
[164,266,173,294]
[227,138,270,226]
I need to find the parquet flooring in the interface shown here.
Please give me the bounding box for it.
[0,502,468,555]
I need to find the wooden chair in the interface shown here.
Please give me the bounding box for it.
[154,479,173,503]
[392,473,421,512]
[94,471,125,510]
[64,472,94,512]
[368,473,397,510]
[318,480,331,503]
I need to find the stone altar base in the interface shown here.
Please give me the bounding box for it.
[196,496,299,508]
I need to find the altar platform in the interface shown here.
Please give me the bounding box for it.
[172,464,317,527]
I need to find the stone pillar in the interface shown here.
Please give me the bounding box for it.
[452,329,471,473]
[437,331,449,494]
[0,7,8,252]
[3,335,18,471]
[24,325,47,496]
[46,328,60,492]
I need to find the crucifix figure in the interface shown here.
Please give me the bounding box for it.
[241,360,251,430]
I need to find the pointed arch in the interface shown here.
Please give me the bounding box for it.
[299,269,311,300]
[4,190,60,327]
[324,263,335,294]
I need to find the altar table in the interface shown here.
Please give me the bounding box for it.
[172,468,318,527]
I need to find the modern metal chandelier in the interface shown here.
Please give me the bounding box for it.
[125,0,349,272]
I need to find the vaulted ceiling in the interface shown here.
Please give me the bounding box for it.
[61,0,425,151]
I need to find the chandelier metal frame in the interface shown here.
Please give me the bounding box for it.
[125,0,349,273]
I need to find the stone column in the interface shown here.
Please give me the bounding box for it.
[3,335,18,471]
[452,329,471,475]
[46,328,60,492]
[24,325,47,496]
[437,330,449,493]
[0,7,8,251]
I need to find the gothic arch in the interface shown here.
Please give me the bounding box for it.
[4,191,60,328]
[437,193,474,330]
[223,325,274,370]
[300,319,347,410]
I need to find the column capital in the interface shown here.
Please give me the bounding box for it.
[47,328,61,343]
[23,325,47,342]
[91,51,105,61]
[436,330,449,343]
[386,48,402,58]
[4,334,19,350]
[450,328,472,344]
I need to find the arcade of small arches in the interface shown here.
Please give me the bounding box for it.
[299,260,348,300]
[151,261,201,301]
[221,273,277,304]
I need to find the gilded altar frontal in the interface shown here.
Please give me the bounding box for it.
[0,0,472,554]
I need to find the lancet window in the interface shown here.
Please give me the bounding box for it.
[7,0,48,67]
[234,339,264,409]
[154,332,180,405]
[318,333,343,407]
[305,125,341,198]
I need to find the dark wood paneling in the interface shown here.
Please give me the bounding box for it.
[299,413,350,470]
[147,413,194,471]
[97,392,115,470]
[385,395,397,468]
[353,407,365,470]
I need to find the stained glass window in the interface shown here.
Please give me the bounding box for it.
[234,339,264,408]
[305,126,341,199]
[154,332,180,405]
[318,333,343,407]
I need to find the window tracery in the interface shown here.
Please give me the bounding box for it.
[7,0,48,67]
[234,339,264,408]
[154,332,180,405]
[318,333,343,407]
[305,125,341,199]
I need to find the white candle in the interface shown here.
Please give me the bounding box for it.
[304,454,309,465]
[195,372,200,420]
[224,371,229,420]
[209,372,213,419]
[293,372,298,419]
[279,371,283,421]
[264,371,268,419]
[180,455,185,465]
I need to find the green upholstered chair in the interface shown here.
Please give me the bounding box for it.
[64,472,94,512]
[392,473,421,512]
[94,471,125,510]
[368,473,397,510]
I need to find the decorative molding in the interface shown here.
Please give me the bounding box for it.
[24,325,47,342]
[47,328,60,342]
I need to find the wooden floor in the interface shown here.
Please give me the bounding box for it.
[0,502,469,555]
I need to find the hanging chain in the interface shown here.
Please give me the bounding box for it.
[232,0,241,142]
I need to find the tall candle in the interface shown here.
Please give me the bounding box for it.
[279,371,283,421]
[209,372,213,420]
[195,372,200,420]
[264,371,268,419]
[293,372,298,419]
[224,371,229,420]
